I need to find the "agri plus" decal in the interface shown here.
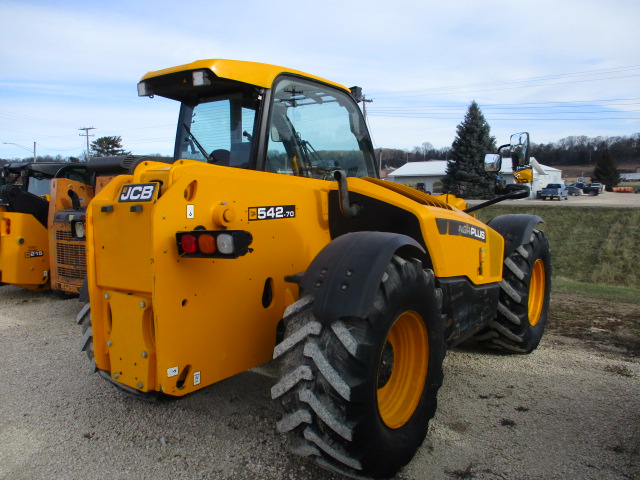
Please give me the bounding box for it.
[436,218,486,242]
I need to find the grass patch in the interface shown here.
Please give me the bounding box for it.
[475,205,640,289]
[552,276,640,304]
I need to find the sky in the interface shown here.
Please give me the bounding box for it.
[1,0,639,160]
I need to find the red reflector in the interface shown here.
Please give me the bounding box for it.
[181,234,197,253]
[198,233,216,254]
[4,218,10,235]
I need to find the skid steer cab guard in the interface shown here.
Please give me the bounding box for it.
[0,162,73,290]
[80,59,552,479]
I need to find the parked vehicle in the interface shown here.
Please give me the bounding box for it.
[539,183,568,200]
[0,162,78,290]
[621,172,640,181]
[590,183,604,194]
[567,185,581,196]
[568,182,599,196]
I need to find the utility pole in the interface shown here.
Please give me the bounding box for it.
[79,127,96,162]
[349,87,373,121]
[361,95,373,122]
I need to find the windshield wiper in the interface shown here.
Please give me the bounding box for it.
[299,134,336,170]
[182,122,216,162]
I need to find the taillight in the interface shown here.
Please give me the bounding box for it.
[180,234,198,254]
[197,233,216,254]
[216,234,234,254]
[176,230,252,258]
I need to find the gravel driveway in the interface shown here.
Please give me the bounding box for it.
[1,285,638,480]
[468,190,640,208]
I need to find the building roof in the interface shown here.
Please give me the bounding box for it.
[387,161,448,177]
[388,158,558,178]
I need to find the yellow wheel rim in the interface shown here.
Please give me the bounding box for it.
[528,259,546,326]
[377,311,429,429]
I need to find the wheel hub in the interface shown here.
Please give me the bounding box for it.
[377,311,429,429]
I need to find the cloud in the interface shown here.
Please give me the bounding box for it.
[1,0,639,156]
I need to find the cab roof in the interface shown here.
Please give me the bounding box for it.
[140,58,349,92]
[5,162,69,177]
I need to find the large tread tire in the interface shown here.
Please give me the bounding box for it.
[479,229,551,353]
[76,302,97,373]
[271,256,446,479]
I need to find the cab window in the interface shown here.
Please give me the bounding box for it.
[265,77,377,179]
[176,91,258,169]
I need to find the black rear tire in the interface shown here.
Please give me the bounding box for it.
[77,303,97,373]
[478,229,551,353]
[271,256,445,478]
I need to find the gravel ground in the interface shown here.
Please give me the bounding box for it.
[1,285,638,480]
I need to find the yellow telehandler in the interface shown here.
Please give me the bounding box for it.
[78,59,551,479]
[0,159,148,294]
[0,162,88,290]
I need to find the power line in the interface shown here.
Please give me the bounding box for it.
[370,114,640,121]
[371,65,640,99]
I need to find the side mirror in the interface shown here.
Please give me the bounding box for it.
[509,132,530,167]
[484,154,502,172]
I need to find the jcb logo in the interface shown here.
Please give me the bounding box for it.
[119,183,157,202]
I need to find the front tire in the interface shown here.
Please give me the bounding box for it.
[271,256,445,479]
[479,229,551,353]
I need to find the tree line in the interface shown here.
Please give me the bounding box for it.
[530,134,640,168]
[0,136,131,165]
[377,144,452,170]
[378,134,640,171]
[383,101,635,196]
[3,132,638,177]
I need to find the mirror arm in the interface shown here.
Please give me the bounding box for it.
[496,143,510,155]
[464,186,529,214]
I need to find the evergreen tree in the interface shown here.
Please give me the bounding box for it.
[90,136,130,157]
[591,147,620,191]
[441,101,496,198]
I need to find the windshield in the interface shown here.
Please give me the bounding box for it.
[265,77,377,179]
[175,90,259,169]
[26,177,52,196]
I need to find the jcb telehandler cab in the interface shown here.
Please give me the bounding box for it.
[78,59,551,479]
[0,162,86,290]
